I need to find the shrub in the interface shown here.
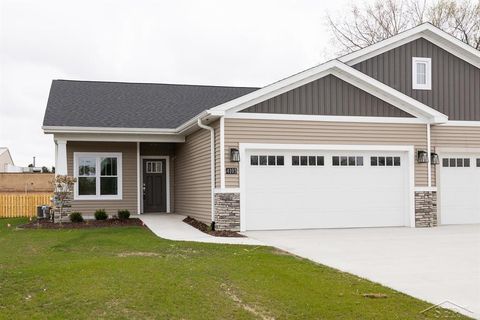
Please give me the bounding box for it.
[69,212,84,223]
[117,209,130,220]
[94,209,108,220]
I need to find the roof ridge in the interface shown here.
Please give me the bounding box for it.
[53,79,260,90]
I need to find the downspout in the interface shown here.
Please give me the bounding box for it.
[197,118,216,229]
[427,123,432,188]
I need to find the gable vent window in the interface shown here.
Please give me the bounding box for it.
[412,57,431,90]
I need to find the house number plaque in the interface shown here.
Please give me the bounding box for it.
[225,168,238,175]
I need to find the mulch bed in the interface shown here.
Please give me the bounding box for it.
[19,218,144,229]
[183,216,245,237]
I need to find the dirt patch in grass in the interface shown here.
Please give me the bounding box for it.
[183,216,244,237]
[117,252,160,257]
[221,283,275,320]
[18,218,144,229]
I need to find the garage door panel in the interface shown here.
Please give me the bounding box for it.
[440,154,480,225]
[245,149,408,230]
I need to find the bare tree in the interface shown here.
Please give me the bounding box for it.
[328,0,480,54]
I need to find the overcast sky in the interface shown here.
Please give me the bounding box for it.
[0,0,354,167]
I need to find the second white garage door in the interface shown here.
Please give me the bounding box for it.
[439,153,480,225]
[244,149,410,231]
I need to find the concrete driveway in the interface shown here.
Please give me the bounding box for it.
[245,225,480,318]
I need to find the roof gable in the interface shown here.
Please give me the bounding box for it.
[241,74,414,118]
[353,37,480,120]
[339,23,480,68]
[209,60,448,123]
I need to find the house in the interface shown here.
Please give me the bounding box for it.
[42,23,480,231]
[0,148,14,172]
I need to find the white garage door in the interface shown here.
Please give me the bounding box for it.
[244,149,410,230]
[439,153,480,225]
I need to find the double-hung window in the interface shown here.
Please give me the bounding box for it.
[74,153,122,200]
[412,57,431,90]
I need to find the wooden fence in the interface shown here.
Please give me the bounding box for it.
[0,193,52,218]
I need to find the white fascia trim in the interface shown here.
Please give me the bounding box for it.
[210,60,447,124]
[42,111,214,136]
[339,23,480,68]
[238,143,416,231]
[43,126,177,134]
[226,112,425,124]
[53,133,185,143]
[438,121,480,127]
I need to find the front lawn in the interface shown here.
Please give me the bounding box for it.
[0,218,467,319]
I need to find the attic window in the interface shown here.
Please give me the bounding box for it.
[412,57,431,90]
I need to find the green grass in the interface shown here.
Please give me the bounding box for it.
[0,218,467,320]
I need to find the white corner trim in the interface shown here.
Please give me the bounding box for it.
[238,143,416,231]
[73,152,123,201]
[226,113,426,124]
[140,155,170,213]
[220,117,226,188]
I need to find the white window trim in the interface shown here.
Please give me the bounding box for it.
[73,152,123,200]
[412,57,432,90]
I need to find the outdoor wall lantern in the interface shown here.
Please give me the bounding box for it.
[431,153,440,165]
[417,150,428,163]
[230,148,240,162]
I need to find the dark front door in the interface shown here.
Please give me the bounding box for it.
[143,159,167,212]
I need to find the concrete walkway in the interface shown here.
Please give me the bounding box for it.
[138,214,263,245]
[245,225,480,318]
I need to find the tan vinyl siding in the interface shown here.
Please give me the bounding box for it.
[432,125,480,148]
[140,143,175,212]
[67,141,137,216]
[242,75,412,117]
[354,37,480,120]
[174,128,212,223]
[224,119,429,187]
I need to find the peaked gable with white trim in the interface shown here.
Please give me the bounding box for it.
[208,60,448,124]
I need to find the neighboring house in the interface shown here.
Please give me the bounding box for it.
[0,148,14,172]
[42,23,480,231]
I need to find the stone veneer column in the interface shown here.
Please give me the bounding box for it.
[214,193,240,231]
[415,191,437,227]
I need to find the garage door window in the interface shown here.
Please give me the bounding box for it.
[442,158,470,167]
[371,156,401,167]
[332,156,364,166]
[292,155,324,166]
[250,155,284,166]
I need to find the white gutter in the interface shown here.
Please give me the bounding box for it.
[427,123,432,188]
[197,118,216,224]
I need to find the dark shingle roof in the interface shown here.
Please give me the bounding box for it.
[42,80,259,129]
